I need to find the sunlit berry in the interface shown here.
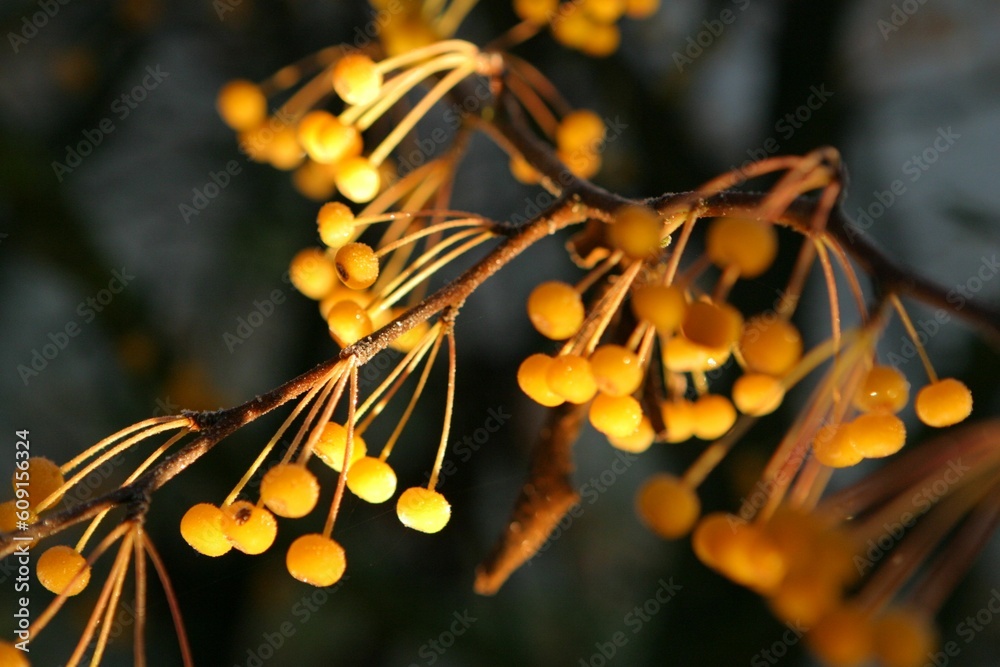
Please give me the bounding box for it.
[848,413,906,458]
[317,201,355,248]
[396,487,451,533]
[555,110,605,155]
[589,344,643,396]
[812,423,863,468]
[346,457,397,504]
[631,284,686,335]
[293,160,336,201]
[546,354,599,404]
[915,378,973,428]
[635,474,700,539]
[37,545,90,596]
[314,422,368,472]
[335,156,380,203]
[327,300,374,347]
[301,112,362,165]
[607,205,662,259]
[662,335,731,373]
[517,354,566,407]
[260,464,320,519]
[705,217,778,278]
[739,317,803,376]
[705,520,787,593]
[221,501,278,555]
[0,641,29,667]
[625,0,659,18]
[579,21,621,57]
[217,79,267,131]
[180,503,232,557]
[17,457,64,509]
[854,365,909,414]
[660,398,695,443]
[332,53,382,106]
[692,512,740,569]
[558,147,602,178]
[873,608,938,667]
[286,534,346,587]
[607,415,655,453]
[731,373,785,416]
[335,242,379,290]
[582,0,626,23]
[769,570,841,627]
[681,301,743,351]
[691,394,736,440]
[807,604,874,667]
[290,248,337,299]
[527,281,584,340]
[589,392,642,438]
[514,0,559,24]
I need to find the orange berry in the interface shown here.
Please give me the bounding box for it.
[579,21,621,57]
[517,354,566,407]
[607,205,662,259]
[220,501,278,555]
[514,0,559,24]
[873,608,938,667]
[293,160,336,201]
[709,520,787,593]
[625,0,659,18]
[705,217,778,278]
[555,109,605,155]
[589,393,642,438]
[662,335,731,373]
[335,242,379,290]
[300,112,361,165]
[854,365,909,413]
[848,413,906,458]
[0,641,29,667]
[915,378,973,427]
[583,0,626,23]
[546,354,598,404]
[314,423,368,472]
[217,79,267,131]
[807,604,874,667]
[17,457,64,509]
[607,415,655,453]
[396,487,451,533]
[326,300,374,347]
[333,53,382,106]
[527,281,584,340]
[260,464,320,519]
[289,248,337,299]
[317,201,355,248]
[37,545,90,596]
[731,373,785,416]
[681,300,743,351]
[180,503,232,557]
[769,570,842,627]
[334,156,380,203]
[286,534,346,587]
[346,457,397,504]
[635,474,700,538]
[812,423,863,468]
[691,394,736,440]
[738,316,803,376]
[509,153,541,184]
[631,284,686,335]
[589,344,643,396]
[692,512,740,569]
[660,398,695,443]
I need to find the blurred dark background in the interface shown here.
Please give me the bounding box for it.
[1,0,999,665]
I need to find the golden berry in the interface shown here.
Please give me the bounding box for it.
[221,501,278,555]
[217,79,267,131]
[692,512,740,568]
[681,301,743,351]
[526,281,584,340]
[812,423,863,468]
[509,154,541,184]
[517,354,565,407]
[335,156,380,203]
[807,605,875,667]
[314,423,368,472]
[589,344,643,396]
[631,284,686,335]
[731,373,785,416]
[546,354,599,404]
[317,201,355,248]
[326,300,374,347]
[396,487,451,533]
[607,205,662,259]
[180,503,232,557]
[286,534,346,587]
[333,53,382,106]
[854,365,909,413]
[625,0,659,18]
[660,398,695,443]
[691,394,736,440]
[260,464,320,519]
[0,641,29,667]
[555,110,605,154]
[579,21,621,57]
[873,608,938,667]
[17,457,64,509]
[335,242,379,290]
[662,335,731,373]
[289,248,337,299]
[705,217,778,278]
[301,112,361,164]
[583,0,626,23]
[848,413,906,458]
[635,474,700,539]
[769,571,842,627]
[37,545,90,596]
[738,317,803,376]
[915,378,973,428]
[589,393,642,438]
[607,415,655,453]
[346,457,397,504]
[514,0,559,24]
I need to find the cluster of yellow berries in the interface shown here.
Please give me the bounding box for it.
[513,0,660,57]
[511,109,608,184]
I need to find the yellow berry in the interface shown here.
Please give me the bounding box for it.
[509,153,541,184]
[692,512,740,569]
[260,464,320,519]
[915,378,973,428]
[608,205,662,259]
[180,503,232,557]
[0,641,29,667]
[334,156,380,203]
[579,20,621,57]
[662,335,731,373]
[517,354,565,407]
[333,53,383,106]
[769,570,841,627]
[326,300,374,347]
[300,112,361,164]
[812,423,863,468]
[848,413,906,458]
[0,500,28,533]
[738,317,803,376]
[317,201,355,248]
[625,0,659,18]
[589,344,643,396]
[635,474,700,539]
[526,281,584,340]
[289,248,337,299]
[631,284,686,335]
[731,373,785,416]
[552,3,592,49]
[292,160,336,201]
[265,123,304,170]
[854,365,910,413]
[607,415,655,453]
[16,457,64,509]
[314,423,368,472]
[217,79,267,131]
[681,300,743,351]
[691,394,736,440]
[873,608,938,667]
[514,0,559,24]
[335,242,379,290]
[709,520,787,593]
[583,0,626,23]
[286,534,346,587]
[220,501,278,555]
[546,354,599,404]
[555,110,605,155]
[660,398,695,443]
[37,545,90,596]
[396,487,451,533]
[807,605,875,667]
[706,217,778,278]
[346,457,397,504]
[589,392,642,438]
[558,147,602,178]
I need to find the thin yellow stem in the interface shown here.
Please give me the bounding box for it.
[890,294,939,383]
[89,529,133,667]
[375,218,489,258]
[324,367,359,537]
[379,331,444,461]
[60,416,188,475]
[428,328,457,490]
[133,527,148,667]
